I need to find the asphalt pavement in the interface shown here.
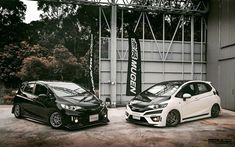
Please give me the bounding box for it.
[0,105,235,147]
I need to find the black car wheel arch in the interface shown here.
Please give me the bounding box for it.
[49,111,63,129]
[211,104,220,118]
[13,104,22,118]
[166,110,180,127]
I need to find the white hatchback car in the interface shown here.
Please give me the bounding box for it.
[125,80,221,127]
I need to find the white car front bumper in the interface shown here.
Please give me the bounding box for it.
[125,105,167,127]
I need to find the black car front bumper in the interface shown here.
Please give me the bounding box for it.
[61,106,109,130]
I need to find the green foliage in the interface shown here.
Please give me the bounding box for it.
[16,44,85,83]
[0,0,27,49]
[51,45,84,82]
[17,56,51,81]
[0,41,50,86]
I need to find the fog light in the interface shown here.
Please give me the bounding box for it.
[125,111,129,117]
[151,116,161,122]
[104,114,107,118]
[75,118,79,123]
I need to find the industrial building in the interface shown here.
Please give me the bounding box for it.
[207,0,235,111]
[96,0,235,111]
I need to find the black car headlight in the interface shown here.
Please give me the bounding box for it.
[147,103,168,109]
[60,104,82,111]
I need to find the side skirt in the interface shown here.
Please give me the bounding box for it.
[182,113,209,121]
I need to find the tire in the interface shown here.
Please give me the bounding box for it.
[166,110,180,127]
[14,104,22,118]
[49,112,63,129]
[211,104,220,118]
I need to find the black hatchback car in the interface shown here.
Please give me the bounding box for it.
[12,81,109,129]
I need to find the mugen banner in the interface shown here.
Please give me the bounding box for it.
[126,28,142,96]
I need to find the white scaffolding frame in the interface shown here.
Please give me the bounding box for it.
[34,0,208,106]
[99,7,207,105]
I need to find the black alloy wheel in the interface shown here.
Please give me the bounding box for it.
[166,110,180,127]
[14,104,22,118]
[211,105,220,118]
[49,112,63,129]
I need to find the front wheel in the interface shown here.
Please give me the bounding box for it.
[49,112,63,129]
[166,110,180,127]
[211,105,220,118]
[14,104,22,118]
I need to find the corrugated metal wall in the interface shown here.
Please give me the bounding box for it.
[207,0,235,111]
[100,38,206,105]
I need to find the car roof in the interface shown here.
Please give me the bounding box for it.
[154,80,212,85]
[159,80,189,84]
[26,81,76,86]
[26,81,82,90]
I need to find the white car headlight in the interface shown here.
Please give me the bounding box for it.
[61,104,82,111]
[148,103,168,109]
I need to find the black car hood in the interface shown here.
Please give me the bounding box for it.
[56,95,100,109]
[130,95,170,108]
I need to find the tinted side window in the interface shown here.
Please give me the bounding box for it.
[197,83,212,94]
[35,84,48,96]
[176,83,196,98]
[23,83,35,94]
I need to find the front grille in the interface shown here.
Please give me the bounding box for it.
[67,107,107,126]
[129,105,151,113]
[144,110,163,115]
[129,115,148,123]
[76,106,102,115]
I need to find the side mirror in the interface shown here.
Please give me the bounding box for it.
[48,93,55,100]
[105,97,111,108]
[183,93,191,101]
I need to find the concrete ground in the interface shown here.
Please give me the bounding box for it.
[0,105,235,147]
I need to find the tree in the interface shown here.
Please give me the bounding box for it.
[0,41,50,87]
[0,0,27,50]
[16,45,85,83]
[17,56,51,81]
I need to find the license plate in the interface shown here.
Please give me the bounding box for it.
[89,114,99,122]
[132,115,141,120]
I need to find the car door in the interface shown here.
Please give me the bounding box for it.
[20,82,37,116]
[193,82,214,115]
[30,84,51,121]
[176,83,202,120]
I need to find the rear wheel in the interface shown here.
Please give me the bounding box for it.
[166,110,180,127]
[14,104,22,118]
[49,112,63,129]
[211,105,220,118]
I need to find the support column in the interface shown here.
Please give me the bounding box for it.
[200,16,203,80]
[191,16,194,80]
[163,14,165,80]
[110,4,117,107]
[98,7,101,99]
[182,15,185,79]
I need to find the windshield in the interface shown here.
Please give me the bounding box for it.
[142,82,182,98]
[49,82,87,97]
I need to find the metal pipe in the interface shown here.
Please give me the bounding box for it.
[201,16,203,79]
[163,14,165,80]
[164,15,182,61]
[120,9,124,103]
[110,4,117,107]
[134,12,143,32]
[182,15,185,80]
[99,7,102,99]
[145,13,163,60]
[102,9,111,30]
[191,15,194,80]
[142,12,145,91]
